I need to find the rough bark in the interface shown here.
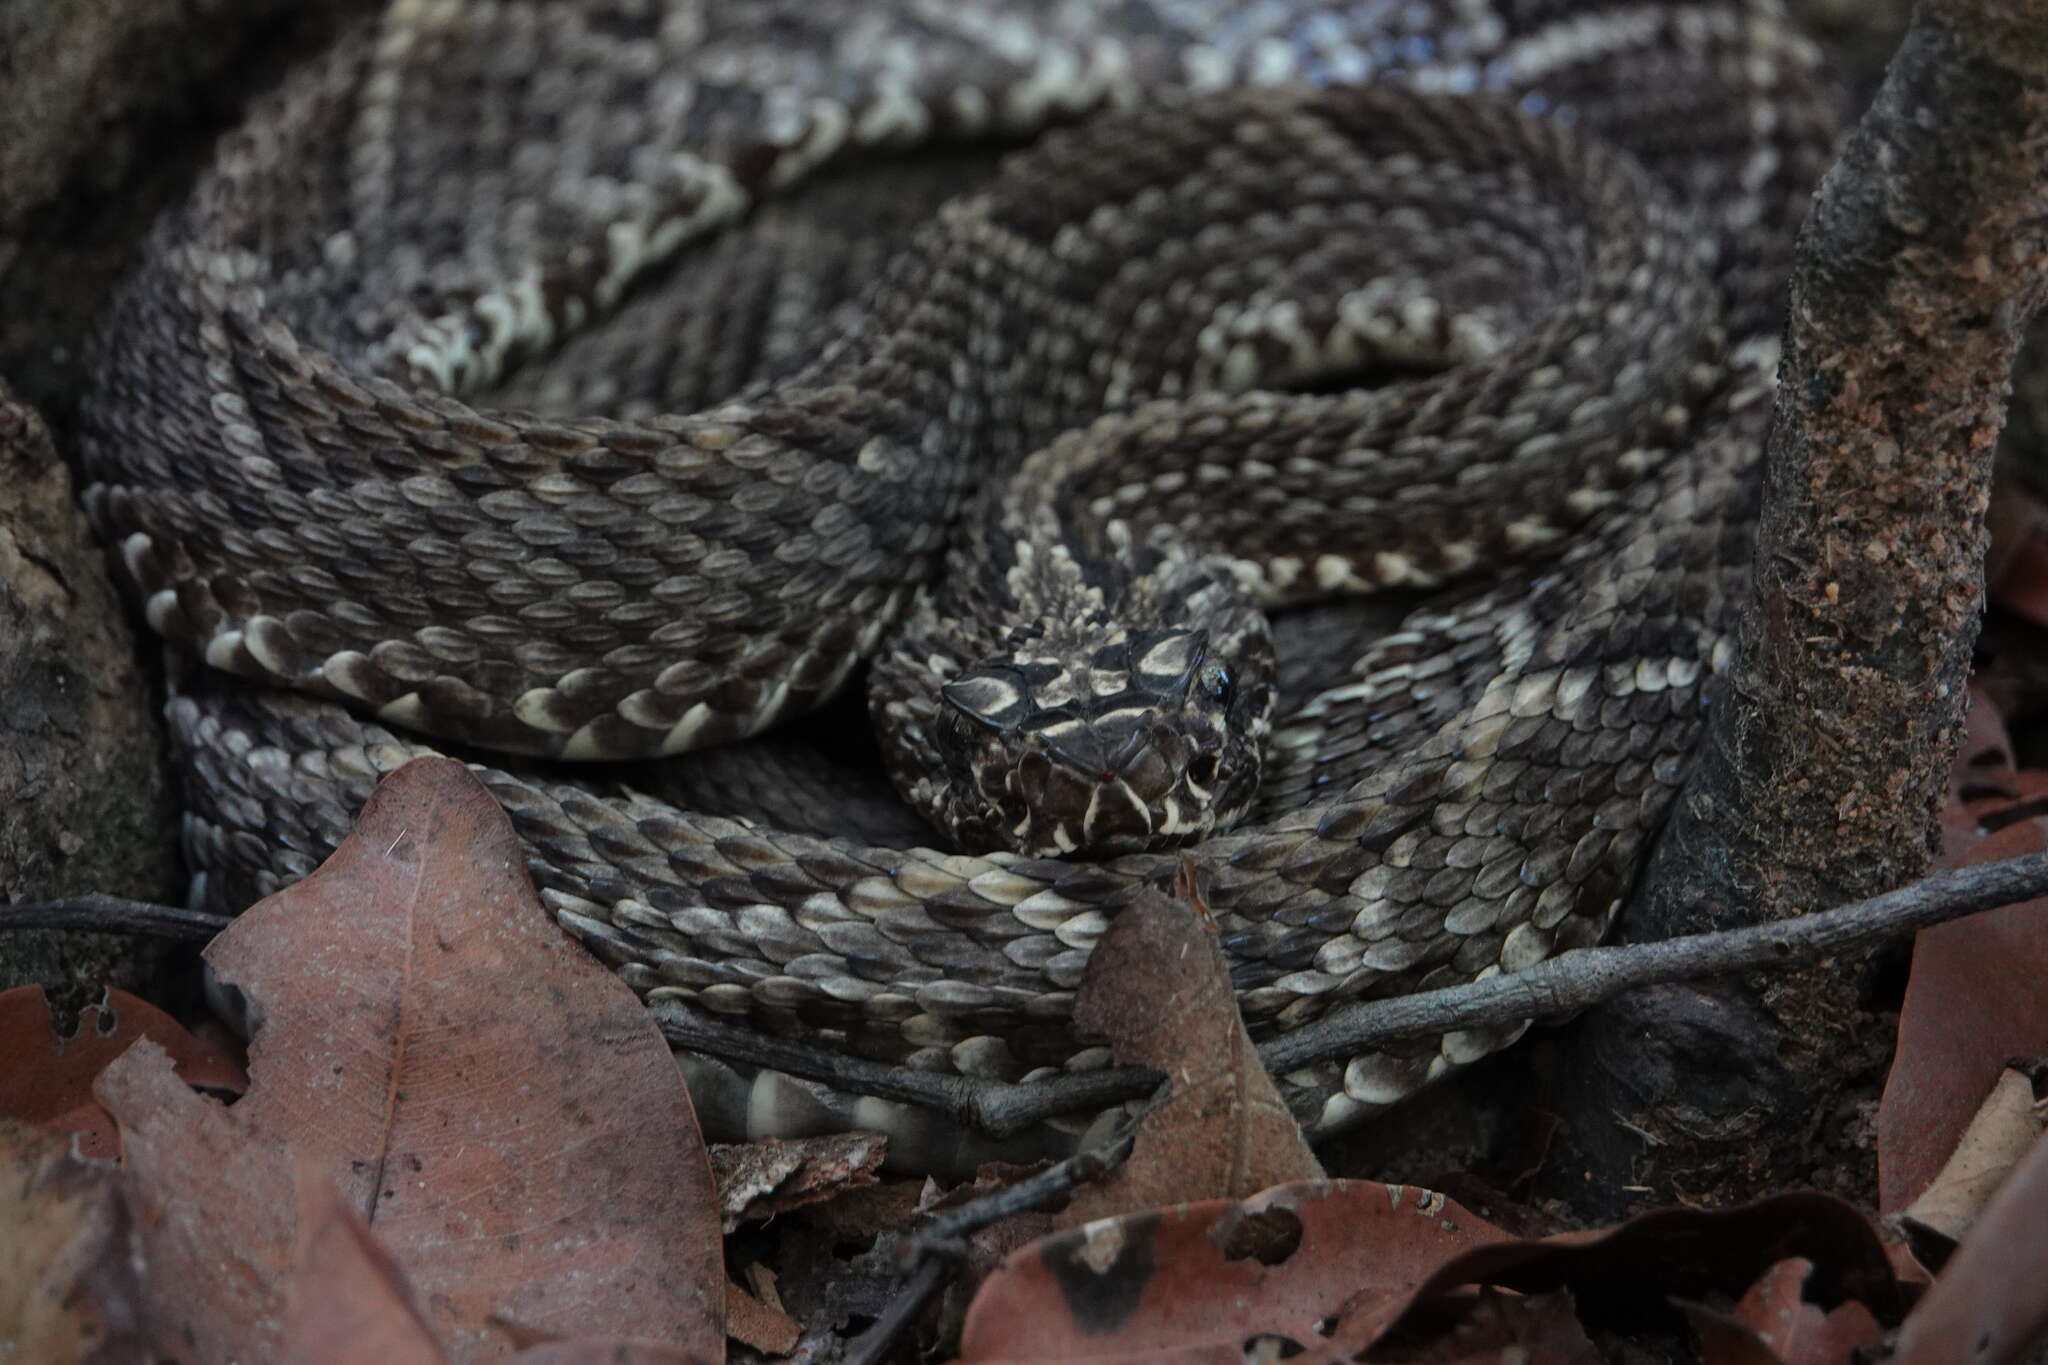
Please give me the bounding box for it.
[0,387,181,1004]
[1544,0,2048,1217]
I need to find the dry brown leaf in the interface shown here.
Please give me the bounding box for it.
[95,757,723,1363]
[782,1175,929,1248]
[712,1133,885,1232]
[1059,879,1321,1223]
[958,1179,1510,1362]
[0,1121,146,1364]
[0,985,245,1160]
[1883,690,2048,1211]
[1901,1067,2044,1249]
[95,1041,296,1357]
[283,1163,449,1365]
[724,1276,800,1356]
[279,1169,715,1365]
[1894,1127,2048,1365]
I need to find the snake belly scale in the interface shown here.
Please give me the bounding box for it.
[78,0,1840,1157]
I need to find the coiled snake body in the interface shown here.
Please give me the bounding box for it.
[80,0,1840,1162]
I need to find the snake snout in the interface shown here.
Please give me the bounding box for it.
[986,709,1245,855]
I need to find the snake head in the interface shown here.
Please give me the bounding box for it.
[925,622,1275,857]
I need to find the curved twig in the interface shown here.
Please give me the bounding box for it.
[663,849,2048,1136]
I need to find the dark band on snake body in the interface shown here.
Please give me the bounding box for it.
[77,0,1842,1159]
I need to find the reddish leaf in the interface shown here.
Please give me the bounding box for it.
[277,1167,711,1365]
[1372,1192,1904,1349]
[1900,1068,2043,1253]
[959,1179,1511,1361]
[0,985,245,1159]
[1895,1128,2048,1365]
[284,1163,448,1365]
[1060,879,1322,1225]
[1883,691,2048,1211]
[96,757,723,1363]
[1688,1258,1882,1365]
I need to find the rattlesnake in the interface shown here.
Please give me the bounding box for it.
[78,0,1840,1165]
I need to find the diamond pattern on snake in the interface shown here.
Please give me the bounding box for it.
[77,0,1842,1168]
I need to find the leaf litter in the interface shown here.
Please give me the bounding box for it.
[91,756,724,1362]
[1057,864,1324,1225]
[1880,689,2048,1213]
[0,984,245,1160]
[8,702,2048,1361]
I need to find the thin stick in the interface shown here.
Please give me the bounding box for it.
[1258,847,2048,1074]
[665,849,2048,1137]
[0,895,230,940]
[839,1131,1137,1365]
[651,999,1160,1132]
[29,850,2047,1136]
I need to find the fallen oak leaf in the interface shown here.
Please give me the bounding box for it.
[283,1161,448,1365]
[97,1041,296,1357]
[96,756,723,1363]
[1058,878,1321,1225]
[0,984,246,1159]
[283,1164,716,1365]
[957,1179,1512,1362]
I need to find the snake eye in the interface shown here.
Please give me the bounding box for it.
[1201,663,1234,707]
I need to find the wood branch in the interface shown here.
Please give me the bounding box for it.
[1261,847,2048,1074]
[1644,0,2048,938]
[658,849,2048,1139]
[1552,0,2048,1216]
[0,895,231,940]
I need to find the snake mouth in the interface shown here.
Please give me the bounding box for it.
[919,616,1275,857]
[960,713,1253,857]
